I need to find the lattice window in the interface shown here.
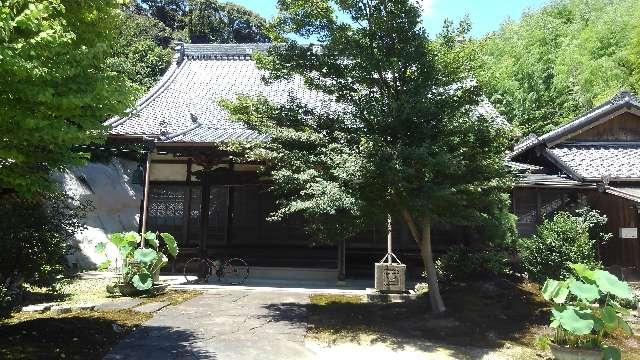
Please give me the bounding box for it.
[149,185,186,226]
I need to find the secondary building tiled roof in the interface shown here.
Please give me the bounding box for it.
[508,91,640,159]
[546,143,640,181]
[516,173,589,188]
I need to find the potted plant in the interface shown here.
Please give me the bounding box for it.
[100,231,179,296]
[539,263,634,360]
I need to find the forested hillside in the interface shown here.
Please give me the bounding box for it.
[475,0,640,136]
[114,0,270,91]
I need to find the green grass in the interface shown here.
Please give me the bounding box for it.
[2,277,203,360]
[310,294,362,306]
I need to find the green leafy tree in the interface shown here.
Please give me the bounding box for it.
[0,0,137,197]
[186,0,270,44]
[110,5,174,90]
[475,0,640,136]
[224,0,513,313]
[139,0,187,30]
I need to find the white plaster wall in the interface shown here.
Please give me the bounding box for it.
[53,158,142,270]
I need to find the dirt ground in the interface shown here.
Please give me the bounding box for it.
[301,279,640,359]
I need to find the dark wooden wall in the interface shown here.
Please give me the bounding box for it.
[513,187,640,268]
[587,192,640,268]
[570,113,640,142]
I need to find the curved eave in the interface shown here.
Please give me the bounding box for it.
[104,60,184,128]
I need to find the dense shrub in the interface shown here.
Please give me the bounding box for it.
[0,193,86,316]
[517,208,607,283]
[435,245,512,283]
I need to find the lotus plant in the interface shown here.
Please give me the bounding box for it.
[103,231,178,292]
[540,263,634,360]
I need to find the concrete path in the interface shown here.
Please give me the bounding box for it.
[104,290,314,360]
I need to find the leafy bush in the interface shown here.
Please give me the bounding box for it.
[435,245,512,282]
[518,209,607,283]
[99,231,178,294]
[0,193,86,316]
[540,263,634,359]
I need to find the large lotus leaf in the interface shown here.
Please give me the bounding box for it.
[131,270,153,291]
[144,232,159,248]
[602,346,622,360]
[124,231,141,245]
[569,263,596,282]
[134,248,158,266]
[550,306,565,328]
[108,233,126,247]
[160,233,178,257]
[542,279,569,303]
[568,278,600,303]
[557,307,594,335]
[593,270,634,300]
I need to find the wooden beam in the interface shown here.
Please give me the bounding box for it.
[140,153,152,247]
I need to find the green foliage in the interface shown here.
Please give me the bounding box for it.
[223,0,514,241]
[475,0,640,136]
[186,0,270,44]
[541,263,634,356]
[109,6,174,90]
[435,245,512,283]
[223,0,515,312]
[0,193,86,288]
[518,208,607,283]
[106,231,178,292]
[0,0,137,197]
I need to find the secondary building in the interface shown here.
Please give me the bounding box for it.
[509,91,640,272]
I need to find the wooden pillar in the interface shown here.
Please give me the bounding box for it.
[200,175,211,259]
[226,186,234,247]
[184,159,193,247]
[140,152,152,248]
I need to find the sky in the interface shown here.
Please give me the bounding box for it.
[229,0,550,38]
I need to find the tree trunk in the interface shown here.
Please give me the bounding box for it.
[401,209,446,313]
[420,216,445,313]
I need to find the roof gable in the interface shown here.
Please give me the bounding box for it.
[510,91,640,158]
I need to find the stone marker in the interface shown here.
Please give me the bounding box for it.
[132,301,170,313]
[95,298,143,311]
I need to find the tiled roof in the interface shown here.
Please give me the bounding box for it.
[516,173,588,188]
[546,143,640,181]
[107,43,334,143]
[607,186,640,203]
[509,91,640,158]
[107,43,507,144]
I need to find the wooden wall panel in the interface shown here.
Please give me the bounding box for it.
[586,192,640,267]
[571,113,640,141]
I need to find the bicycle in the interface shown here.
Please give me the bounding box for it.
[183,256,250,285]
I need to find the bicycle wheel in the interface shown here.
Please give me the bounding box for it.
[221,258,249,285]
[183,258,211,284]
